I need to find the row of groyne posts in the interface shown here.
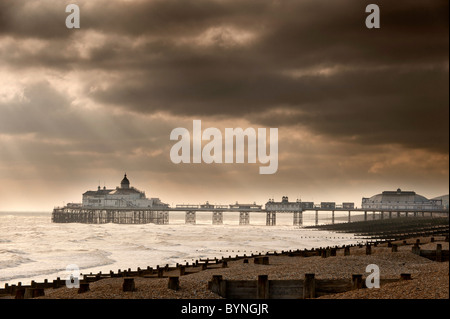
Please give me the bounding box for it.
[51,207,449,225]
[2,236,448,299]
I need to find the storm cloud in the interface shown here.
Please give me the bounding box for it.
[0,0,448,210]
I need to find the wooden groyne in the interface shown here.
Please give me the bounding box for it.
[307,217,449,241]
[1,233,447,299]
[207,273,409,299]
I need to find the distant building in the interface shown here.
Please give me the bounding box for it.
[266,196,303,211]
[320,202,336,209]
[82,174,168,209]
[361,189,445,210]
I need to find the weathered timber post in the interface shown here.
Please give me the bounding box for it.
[257,275,269,299]
[168,277,180,291]
[412,243,420,255]
[400,273,411,280]
[210,275,227,297]
[344,246,350,256]
[78,283,90,294]
[303,274,316,299]
[366,244,372,255]
[352,274,363,290]
[123,278,136,292]
[24,288,45,299]
[14,288,25,299]
[436,244,442,262]
[158,268,164,278]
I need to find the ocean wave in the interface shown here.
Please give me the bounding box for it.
[0,255,35,270]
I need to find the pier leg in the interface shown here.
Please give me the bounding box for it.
[293,211,303,226]
[397,211,400,218]
[389,211,392,219]
[364,211,367,221]
[266,212,276,226]
[380,211,384,219]
[348,211,351,223]
[212,211,223,225]
[332,211,335,224]
[239,212,250,225]
[372,211,376,220]
[185,211,196,225]
[315,210,319,226]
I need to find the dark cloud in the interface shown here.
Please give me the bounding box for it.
[0,0,448,210]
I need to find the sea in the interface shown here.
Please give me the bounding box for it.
[0,211,362,287]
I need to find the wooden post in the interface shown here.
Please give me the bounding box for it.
[210,275,227,297]
[351,274,363,290]
[257,275,269,299]
[179,266,186,276]
[262,257,269,265]
[400,273,411,280]
[168,277,180,291]
[412,244,420,255]
[24,288,45,299]
[436,244,442,262]
[123,278,136,292]
[303,274,316,299]
[158,268,164,278]
[392,244,398,252]
[366,245,372,255]
[78,283,90,294]
[14,288,25,299]
[344,246,350,256]
[222,261,228,268]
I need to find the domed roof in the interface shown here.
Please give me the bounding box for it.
[367,189,429,203]
[120,174,130,188]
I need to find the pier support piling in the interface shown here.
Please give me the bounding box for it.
[293,211,303,226]
[212,211,223,225]
[266,212,276,226]
[239,212,250,225]
[185,211,196,225]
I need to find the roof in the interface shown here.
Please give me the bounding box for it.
[109,188,143,195]
[367,189,430,203]
[121,174,130,185]
[83,189,114,196]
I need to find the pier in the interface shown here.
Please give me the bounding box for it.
[52,204,449,226]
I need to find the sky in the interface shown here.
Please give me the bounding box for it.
[0,0,448,211]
